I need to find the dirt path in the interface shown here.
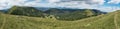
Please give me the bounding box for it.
[0,17,6,29]
[114,12,119,29]
[85,14,112,26]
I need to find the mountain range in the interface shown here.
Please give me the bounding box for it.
[0,6,107,21]
[0,6,119,29]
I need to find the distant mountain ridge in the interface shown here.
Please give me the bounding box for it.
[0,6,107,21]
[43,8,107,20]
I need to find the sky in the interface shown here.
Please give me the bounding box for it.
[0,0,120,12]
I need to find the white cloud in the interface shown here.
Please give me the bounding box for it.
[90,0,105,5]
[108,0,120,4]
[53,0,105,9]
[55,1,120,12]
[57,0,105,5]
[56,1,95,8]
[48,0,61,3]
[95,6,120,12]
[0,0,119,12]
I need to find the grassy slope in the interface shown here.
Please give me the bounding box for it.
[0,11,120,29]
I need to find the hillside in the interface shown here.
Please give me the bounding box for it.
[7,6,44,17]
[45,8,106,21]
[6,6,106,21]
[0,10,119,29]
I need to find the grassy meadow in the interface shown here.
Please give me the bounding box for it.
[0,10,120,29]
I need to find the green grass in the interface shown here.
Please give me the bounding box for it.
[0,11,120,29]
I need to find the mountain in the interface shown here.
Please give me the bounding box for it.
[7,6,45,17]
[35,7,50,11]
[44,8,106,21]
[0,10,119,29]
[6,6,106,21]
[0,10,7,13]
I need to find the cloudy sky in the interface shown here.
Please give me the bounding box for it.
[0,0,120,12]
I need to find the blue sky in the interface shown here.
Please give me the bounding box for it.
[0,0,120,12]
[104,0,120,7]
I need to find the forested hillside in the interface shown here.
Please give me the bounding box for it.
[7,6,45,17]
